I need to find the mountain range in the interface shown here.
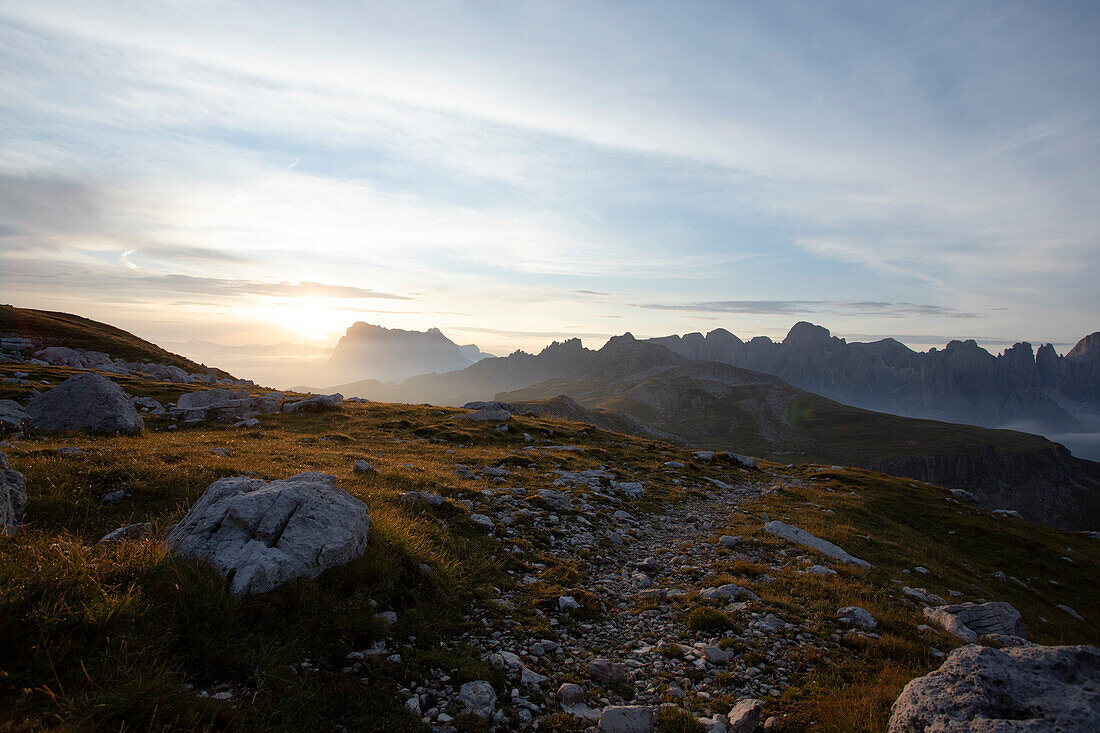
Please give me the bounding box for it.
[320,327,1100,529]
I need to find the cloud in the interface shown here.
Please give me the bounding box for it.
[634,300,976,318]
[0,257,410,301]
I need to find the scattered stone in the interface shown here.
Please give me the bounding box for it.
[353,460,376,474]
[763,520,872,567]
[924,602,1027,643]
[457,680,496,719]
[469,513,494,531]
[559,596,581,611]
[1060,604,1086,622]
[98,522,152,544]
[836,606,877,631]
[401,491,445,508]
[599,705,654,733]
[165,472,370,596]
[888,643,1100,732]
[726,698,765,733]
[234,417,261,428]
[805,564,836,576]
[700,583,759,602]
[588,658,628,685]
[718,535,741,548]
[903,586,946,606]
[26,373,143,435]
[101,489,129,504]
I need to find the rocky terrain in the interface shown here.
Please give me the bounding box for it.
[1,310,1098,731]
[2,352,1099,731]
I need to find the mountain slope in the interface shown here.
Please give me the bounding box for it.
[498,360,1100,531]
[0,305,229,376]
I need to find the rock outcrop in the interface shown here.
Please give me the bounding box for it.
[1,452,27,536]
[0,399,29,431]
[166,472,370,596]
[763,520,872,568]
[25,373,143,435]
[923,601,1027,643]
[888,643,1100,731]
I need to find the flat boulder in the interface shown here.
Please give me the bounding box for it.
[1,452,27,536]
[282,393,342,414]
[888,643,1100,732]
[763,520,872,568]
[26,373,143,435]
[166,472,369,596]
[173,389,254,423]
[924,601,1027,643]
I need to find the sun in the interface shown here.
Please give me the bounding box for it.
[265,299,350,341]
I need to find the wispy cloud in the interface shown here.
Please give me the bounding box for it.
[634,300,977,318]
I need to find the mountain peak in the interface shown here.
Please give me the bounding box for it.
[1067,332,1100,361]
[783,321,832,347]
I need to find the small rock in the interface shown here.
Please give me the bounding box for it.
[599,705,654,733]
[98,522,153,545]
[727,698,765,733]
[458,680,496,720]
[836,606,877,631]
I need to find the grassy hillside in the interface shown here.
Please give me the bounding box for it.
[0,305,230,377]
[502,373,1058,462]
[1,369,1097,731]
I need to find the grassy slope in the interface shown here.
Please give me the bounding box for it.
[0,371,1097,731]
[0,305,229,377]
[503,373,1059,462]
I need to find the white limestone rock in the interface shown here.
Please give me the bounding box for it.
[726,698,765,733]
[763,520,872,568]
[173,389,253,423]
[282,393,342,414]
[165,472,369,597]
[923,602,1027,643]
[888,643,1100,732]
[26,373,143,435]
[457,680,496,719]
[837,606,878,631]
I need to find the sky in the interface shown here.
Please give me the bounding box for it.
[1,0,1098,366]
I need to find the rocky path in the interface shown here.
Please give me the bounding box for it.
[399,471,837,731]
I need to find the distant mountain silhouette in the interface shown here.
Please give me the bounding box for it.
[324,322,492,385]
[648,322,1100,436]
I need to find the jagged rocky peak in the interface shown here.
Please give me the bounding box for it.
[539,338,585,356]
[602,332,637,348]
[1067,332,1100,361]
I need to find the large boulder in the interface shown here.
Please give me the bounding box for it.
[281,393,342,414]
[25,373,143,435]
[173,389,254,423]
[0,399,29,431]
[165,472,370,596]
[924,601,1027,643]
[1,452,27,536]
[888,643,1100,731]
